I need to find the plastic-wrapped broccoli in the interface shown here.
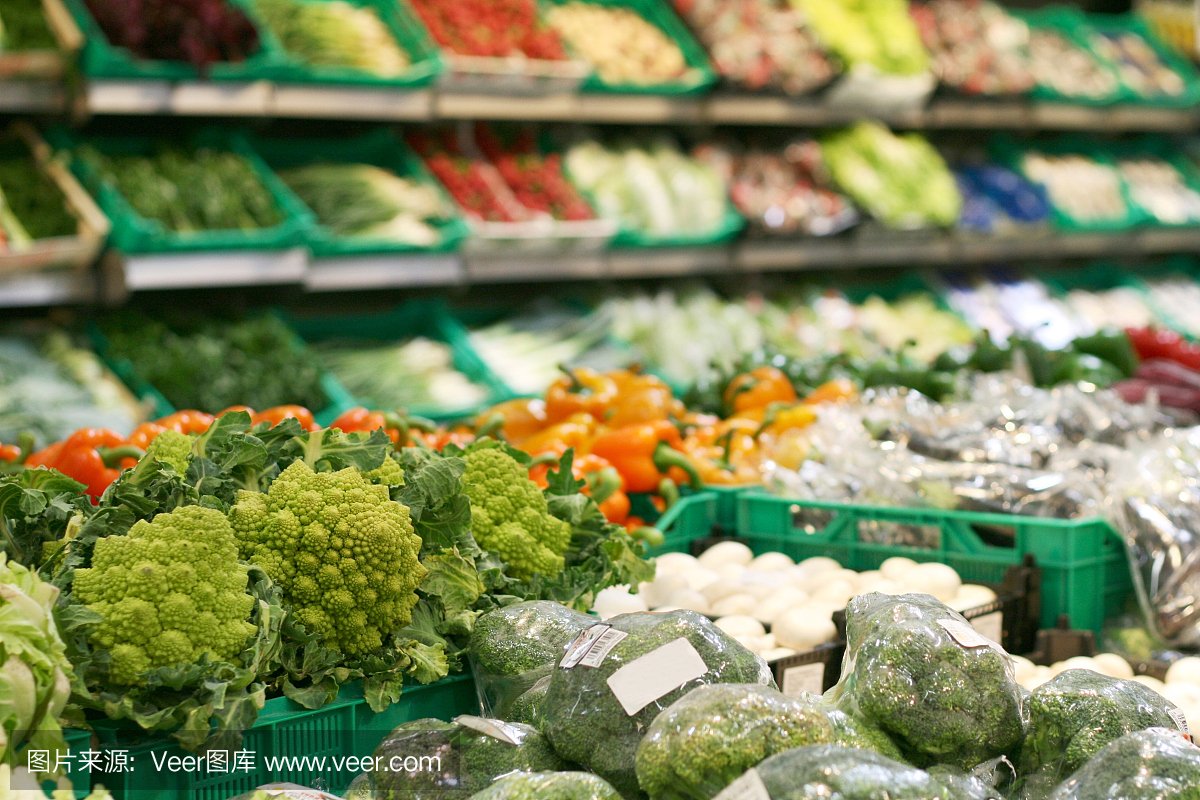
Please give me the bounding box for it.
[470,601,595,717]
[1045,728,1200,800]
[826,592,1025,769]
[749,744,972,799]
[927,763,1008,800]
[636,684,837,800]
[370,717,569,799]
[543,610,775,799]
[823,706,908,763]
[467,771,622,800]
[1020,669,1188,782]
[507,676,550,730]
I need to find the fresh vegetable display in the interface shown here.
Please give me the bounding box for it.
[1026,23,1121,102]
[474,124,596,222]
[78,145,283,234]
[672,0,837,95]
[1089,25,1188,100]
[544,2,692,86]
[911,0,1035,96]
[82,0,262,70]
[0,0,59,49]
[1115,155,1200,226]
[795,0,930,76]
[1019,150,1130,227]
[407,0,567,59]
[0,137,76,245]
[254,0,411,76]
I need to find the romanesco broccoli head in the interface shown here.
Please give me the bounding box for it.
[364,454,405,488]
[754,744,969,800]
[141,430,193,475]
[461,441,571,580]
[1020,669,1186,780]
[71,505,256,686]
[467,771,622,800]
[827,592,1025,770]
[636,683,838,800]
[1044,728,1200,800]
[543,610,775,799]
[227,460,425,656]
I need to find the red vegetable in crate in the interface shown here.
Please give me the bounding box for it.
[84,0,261,71]
[474,124,594,222]
[408,129,528,223]
[1126,327,1200,372]
[408,0,566,59]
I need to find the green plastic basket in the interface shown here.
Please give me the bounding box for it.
[1012,6,1127,107]
[630,485,748,532]
[253,0,444,87]
[1085,12,1200,109]
[734,492,1132,635]
[56,0,289,81]
[644,491,720,557]
[539,0,716,94]
[285,299,510,423]
[50,128,315,255]
[40,727,94,800]
[249,128,468,257]
[610,203,744,248]
[1102,137,1200,228]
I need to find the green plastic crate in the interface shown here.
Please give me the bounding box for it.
[644,491,720,557]
[249,129,468,258]
[286,299,510,423]
[630,485,747,533]
[734,492,1132,634]
[56,0,288,81]
[1104,138,1200,228]
[1011,6,1126,107]
[539,0,715,94]
[50,128,314,255]
[253,0,443,87]
[610,203,744,248]
[40,727,94,800]
[1085,12,1200,109]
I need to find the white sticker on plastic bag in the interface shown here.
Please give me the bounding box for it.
[780,662,825,698]
[970,612,1004,647]
[561,624,628,668]
[938,617,999,650]
[713,768,770,800]
[454,715,526,745]
[1169,707,1191,737]
[606,637,708,716]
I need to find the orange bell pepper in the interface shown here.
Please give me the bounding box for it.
[27,428,142,500]
[606,373,684,428]
[545,367,618,424]
[519,413,597,457]
[218,405,255,417]
[724,366,797,414]
[756,403,818,435]
[683,417,761,485]
[156,410,217,435]
[477,398,548,445]
[528,446,631,526]
[253,405,316,431]
[0,443,20,463]
[804,378,857,405]
[590,420,702,494]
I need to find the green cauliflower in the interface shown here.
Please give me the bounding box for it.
[227,460,425,656]
[753,744,971,800]
[826,592,1025,770]
[822,706,908,763]
[543,610,775,799]
[470,601,594,717]
[1045,728,1200,800]
[141,429,193,475]
[365,454,405,488]
[1020,669,1187,781]
[636,683,838,800]
[507,676,550,730]
[461,440,572,579]
[72,505,257,685]
[370,717,569,799]
[468,771,623,800]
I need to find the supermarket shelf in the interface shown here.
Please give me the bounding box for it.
[0,78,67,112]
[0,270,92,306]
[119,248,308,290]
[305,253,463,290]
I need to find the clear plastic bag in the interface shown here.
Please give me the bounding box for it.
[368,717,568,799]
[1019,668,1188,784]
[224,785,346,800]
[826,592,1026,770]
[469,601,595,718]
[1044,728,1200,800]
[466,771,622,800]
[635,683,836,800]
[542,610,774,798]
[751,743,969,800]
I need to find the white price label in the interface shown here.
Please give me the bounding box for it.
[938,617,998,650]
[606,638,708,716]
[780,662,825,698]
[561,625,628,668]
[1169,707,1191,737]
[713,769,770,800]
[454,715,526,745]
[970,612,1004,647]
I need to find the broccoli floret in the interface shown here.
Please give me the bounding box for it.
[753,744,970,799]
[370,717,569,799]
[1020,669,1186,780]
[821,706,908,763]
[467,771,623,800]
[508,676,550,730]
[470,601,594,717]
[141,429,193,475]
[636,683,837,800]
[364,454,405,488]
[1045,728,1200,800]
[461,440,572,580]
[543,610,775,799]
[227,460,426,656]
[826,592,1025,770]
[72,505,256,685]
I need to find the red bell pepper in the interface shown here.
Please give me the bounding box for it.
[26,428,143,500]
[1126,327,1200,372]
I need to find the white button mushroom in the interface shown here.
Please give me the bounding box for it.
[773,608,838,651]
[1166,657,1200,686]
[760,647,798,662]
[1051,656,1101,676]
[1132,675,1168,695]
[950,584,997,612]
[714,615,766,638]
[697,540,755,569]
[1010,655,1038,685]
[656,552,699,575]
[1092,653,1135,680]
[880,556,919,581]
[748,552,796,572]
[700,579,746,604]
[903,563,962,603]
[665,589,711,615]
[682,567,720,591]
[711,593,760,617]
[640,573,687,609]
[715,563,747,583]
[591,585,648,620]
[798,556,841,577]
